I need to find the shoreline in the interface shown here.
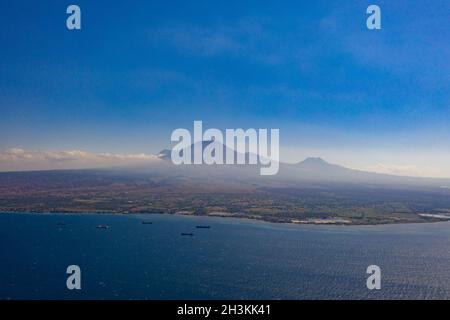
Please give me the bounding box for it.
[1,210,449,227]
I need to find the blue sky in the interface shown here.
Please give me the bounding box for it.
[0,1,449,175]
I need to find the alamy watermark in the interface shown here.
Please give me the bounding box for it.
[66,265,81,290]
[366,5,381,30]
[171,121,279,175]
[366,265,381,290]
[66,5,81,30]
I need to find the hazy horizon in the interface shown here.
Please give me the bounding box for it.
[2,145,450,180]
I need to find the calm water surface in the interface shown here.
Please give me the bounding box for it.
[1,212,449,299]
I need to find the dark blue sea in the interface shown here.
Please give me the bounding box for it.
[1,212,449,300]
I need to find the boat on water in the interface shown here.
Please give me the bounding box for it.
[181,233,194,236]
[195,225,211,229]
[96,225,110,229]
[142,221,153,224]
[56,222,66,226]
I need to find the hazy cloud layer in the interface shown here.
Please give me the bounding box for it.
[1,147,448,179]
[0,148,159,172]
[361,163,437,178]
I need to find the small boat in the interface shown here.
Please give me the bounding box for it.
[196,225,211,229]
[96,225,110,229]
[56,222,66,226]
[181,233,194,236]
[142,221,153,225]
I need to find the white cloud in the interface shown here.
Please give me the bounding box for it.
[0,148,160,172]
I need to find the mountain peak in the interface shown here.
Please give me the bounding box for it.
[299,157,329,165]
[158,140,216,161]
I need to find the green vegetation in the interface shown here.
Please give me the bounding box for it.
[1,170,450,225]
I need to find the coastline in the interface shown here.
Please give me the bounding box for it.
[1,209,449,227]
